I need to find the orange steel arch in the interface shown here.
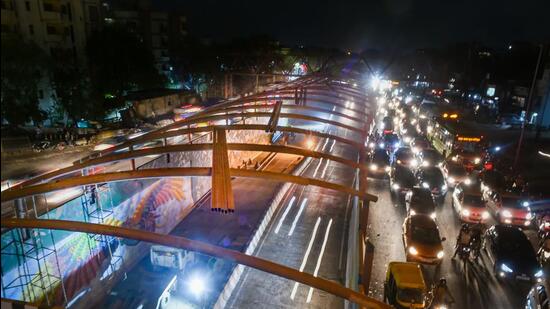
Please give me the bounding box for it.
[1,218,390,309]
[9,124,366,190]
[1,167,377,203]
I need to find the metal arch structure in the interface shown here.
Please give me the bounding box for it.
[1,73,381,307]
[1,167,377,203]
[2,218,390,309]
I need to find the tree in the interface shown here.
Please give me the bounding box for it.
[51,57,96,123]
[86,25,166,112]
[1,37,51,126]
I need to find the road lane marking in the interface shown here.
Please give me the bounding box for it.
[306,218,333,303]
[290,216,321,300]
[320,160,331,179]
[274,196,296,234]
[288,198,308,236]
[329,139,336,152]
[312,159,324,177]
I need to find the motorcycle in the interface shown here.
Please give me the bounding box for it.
[538,237,550,266]
[32,141,52,152]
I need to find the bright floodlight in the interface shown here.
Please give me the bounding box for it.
[370,75,381,90]
[306,139,315,149]
[188,275,206,297]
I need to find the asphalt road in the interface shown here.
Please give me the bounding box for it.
[366,103,540,309]
[228,115,363,308]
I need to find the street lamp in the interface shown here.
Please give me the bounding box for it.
[513,44,544,170]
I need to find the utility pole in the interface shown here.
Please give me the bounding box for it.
[513,44,544,170]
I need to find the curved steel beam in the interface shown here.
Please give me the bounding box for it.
[204,102,365,124]
[12,125,365,190]
[1,218,389,309]
[1,167,377,203]
[149,112,364,135]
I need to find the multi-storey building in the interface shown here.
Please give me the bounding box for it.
[1,0,102,125]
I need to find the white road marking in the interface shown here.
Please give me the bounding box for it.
[274,196,296,234]
[312,158,324,177]
[288,198,308,236]
[290,216,321,300]
[306,218,334,303]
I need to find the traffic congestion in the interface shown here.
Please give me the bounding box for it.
[366,86,550,309]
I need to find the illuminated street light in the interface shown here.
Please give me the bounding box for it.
[188,274,206,298]
[306,138,315,149]
[370,75,381,90]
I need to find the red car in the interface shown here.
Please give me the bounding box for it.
[485,193,533,227]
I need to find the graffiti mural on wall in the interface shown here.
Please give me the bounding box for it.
[1,177,194,306]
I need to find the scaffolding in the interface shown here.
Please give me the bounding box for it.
[1,196,67,306]
[80,181,122,277]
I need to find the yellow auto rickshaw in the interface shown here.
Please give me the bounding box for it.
[384,261,428,308]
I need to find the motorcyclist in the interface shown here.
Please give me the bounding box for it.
[469,223,484,261]
[453,223,472,259]
[431,278,455,307]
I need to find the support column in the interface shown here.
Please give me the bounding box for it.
[211,128,235,213]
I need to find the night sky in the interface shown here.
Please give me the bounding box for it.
[160,0,549,51]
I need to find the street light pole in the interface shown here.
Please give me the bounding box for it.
[513,44,544,170]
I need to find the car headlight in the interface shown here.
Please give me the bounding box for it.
[397,159,402,164]
[448,177,455,184]
[437,250,444,259]
[526,212,533,220]
[430,212,437,219]
[369,142,375,149]
[410,159,418,167]
[442,184,447,191]
[370,164,378,171]
[501,264,513,273]
[408,246,418,255]
[392,183,400,190]
[422,161,430,167]
[410,210,416,215]
[502,210,512,218]
[385,166,391,172]
[482,211,490,219]
[379,143,385,148]
[474,157,481,164]
[464,178,471,185]
[404,136,411,143]
[535,269,544,278]
[461,209,470,217]
[522,201,530,207]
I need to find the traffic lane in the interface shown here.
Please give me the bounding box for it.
[367,177,533,308]
[228,138,356,308]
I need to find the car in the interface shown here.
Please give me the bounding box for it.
[484,225,543,282]
[382,116,395,134]
[402,214,445,265]
[441,160,470,188]
[497,113,524,128]
[525,281,550,309]
[392,147,415,168]
[405,187,436,219]
[384,262,428,309]
[452,183,490,223]
[368,148,391,178]
[415,166,448,201]
[416,149,443,168]
[382,133,400,152]
[485,193,534,227]
[390,165,417,198]
[410,138,431,154]
[450,149,484,171]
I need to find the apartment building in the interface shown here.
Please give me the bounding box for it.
[1,0,102,125]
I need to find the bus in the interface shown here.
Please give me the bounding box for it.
[426,116,484,158]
